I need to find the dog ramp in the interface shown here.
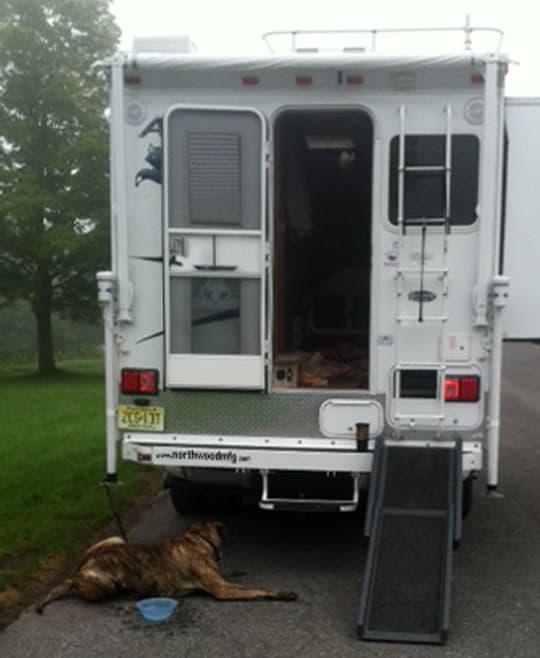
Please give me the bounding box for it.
[357,439,462,645]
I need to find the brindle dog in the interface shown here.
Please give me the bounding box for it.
[36,521,297,613]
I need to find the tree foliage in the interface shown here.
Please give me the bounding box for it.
[0,0,120,371]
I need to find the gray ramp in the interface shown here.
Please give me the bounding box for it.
[357,441,461,644]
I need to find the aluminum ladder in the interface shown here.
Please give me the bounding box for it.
[391,104,454,428]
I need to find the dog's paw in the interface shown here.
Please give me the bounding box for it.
[277,591,298,602]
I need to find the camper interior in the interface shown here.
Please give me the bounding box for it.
[273,110,373,390]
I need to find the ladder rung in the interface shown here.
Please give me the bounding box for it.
[259,498,358,512]
[397,316,448,322]
[400,165,448,173]
[397,267,448,275]
[395,364,446,371]
[402,218,447,226]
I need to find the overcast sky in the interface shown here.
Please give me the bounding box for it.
[111,0,538,96]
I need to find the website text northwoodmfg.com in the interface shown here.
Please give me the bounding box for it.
[156,449,239,464]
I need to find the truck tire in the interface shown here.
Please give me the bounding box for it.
[168,479,242,515]
[169,480,207,515]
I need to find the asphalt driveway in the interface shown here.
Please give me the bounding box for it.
[1,342,539,657]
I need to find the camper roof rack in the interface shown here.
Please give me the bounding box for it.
[262,20,504,55]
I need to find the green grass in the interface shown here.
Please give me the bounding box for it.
[0,359,151,592]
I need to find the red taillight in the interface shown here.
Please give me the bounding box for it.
[121,370,139,395]
[242,76,259,86]
[121,369,159,395]
[470,73,484,84]
[346,75,364,85]
[459,377,480,402]
[295,75,313,86]
[444,376,480,402]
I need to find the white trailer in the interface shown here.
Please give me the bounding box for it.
[98,25,540,518]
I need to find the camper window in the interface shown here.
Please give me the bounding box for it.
[389,135,479,226]
[169,277,260,355]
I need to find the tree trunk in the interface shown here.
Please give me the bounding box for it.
[33,263,56,374]
[35,308,56,374]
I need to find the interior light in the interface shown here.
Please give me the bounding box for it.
[305,135,355,150]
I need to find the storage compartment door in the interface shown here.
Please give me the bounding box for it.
[503,100,540,339]
[165,107,267,389]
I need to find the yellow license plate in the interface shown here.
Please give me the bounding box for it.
[117,405,164,432]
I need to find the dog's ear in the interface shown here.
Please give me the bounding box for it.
[213,521,225,539]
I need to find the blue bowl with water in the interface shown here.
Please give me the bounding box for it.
[135,597,178,623]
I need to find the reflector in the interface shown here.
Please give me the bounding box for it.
[444,379,460,401]
[124,75,142,86]
[139,372,157,395]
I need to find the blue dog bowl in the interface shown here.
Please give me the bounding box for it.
[135,597,178,623]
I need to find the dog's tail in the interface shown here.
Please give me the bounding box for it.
[35,578,76,614]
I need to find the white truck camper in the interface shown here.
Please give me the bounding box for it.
[98,24,540,643]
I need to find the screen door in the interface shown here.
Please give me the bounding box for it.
[164,106,267,389]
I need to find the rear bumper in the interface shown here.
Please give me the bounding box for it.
[122,433,482,474]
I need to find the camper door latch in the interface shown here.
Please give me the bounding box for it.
[264,242,272,265]
[264,142,272,166]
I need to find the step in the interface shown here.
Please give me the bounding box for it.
[259,471,359,512]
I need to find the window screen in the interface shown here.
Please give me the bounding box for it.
[167,109,261,230]
[389,135,479,225]
[187,132,241,225]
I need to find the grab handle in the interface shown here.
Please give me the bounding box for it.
[194,265,237,272]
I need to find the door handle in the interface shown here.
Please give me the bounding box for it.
[194,265,237,272]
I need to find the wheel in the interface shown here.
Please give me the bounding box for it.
[168,479,243,515]
[168,479,207,515]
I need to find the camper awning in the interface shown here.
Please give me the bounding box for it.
[124,51,507,74]
[117,51,508,91]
